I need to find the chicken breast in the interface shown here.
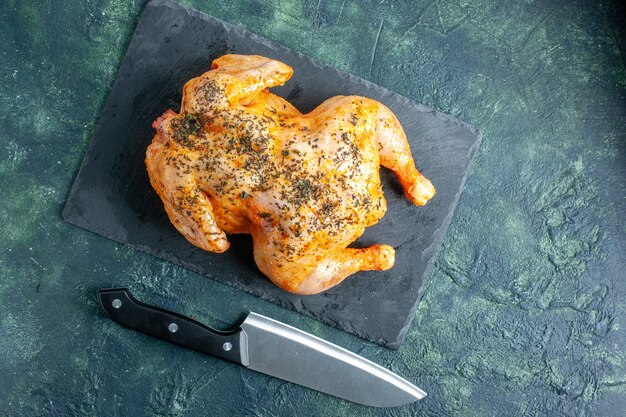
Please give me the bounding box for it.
[146,54,435,294]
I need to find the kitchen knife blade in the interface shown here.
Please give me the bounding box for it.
[98,288,426,407]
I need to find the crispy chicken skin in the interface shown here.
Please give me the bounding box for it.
[146,54,435,294]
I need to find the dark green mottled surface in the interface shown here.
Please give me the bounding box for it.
[1,0,625,415]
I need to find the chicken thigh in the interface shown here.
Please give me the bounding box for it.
[146,54,435,294]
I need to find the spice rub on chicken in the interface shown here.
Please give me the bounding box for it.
[146,54,435,294]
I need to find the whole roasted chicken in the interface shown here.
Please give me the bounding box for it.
[146,55,435,294]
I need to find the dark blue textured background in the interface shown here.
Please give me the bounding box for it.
[1,0,624,415]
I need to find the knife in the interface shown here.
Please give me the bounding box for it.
[97,288,426,407]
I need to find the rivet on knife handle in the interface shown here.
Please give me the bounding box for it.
[97,288,249,366]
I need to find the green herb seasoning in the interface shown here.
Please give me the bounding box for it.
[171,114,202,147]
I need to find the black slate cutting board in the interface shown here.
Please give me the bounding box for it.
[63,0,481,348]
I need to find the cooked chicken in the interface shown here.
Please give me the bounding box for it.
[146,54,435,294]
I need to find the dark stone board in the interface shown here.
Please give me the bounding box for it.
[62,0,481,348]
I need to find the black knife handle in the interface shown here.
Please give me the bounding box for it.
[97,288,248,366]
